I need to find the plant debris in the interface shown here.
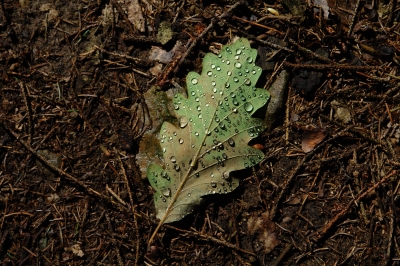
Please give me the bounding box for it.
[1,0,400,265]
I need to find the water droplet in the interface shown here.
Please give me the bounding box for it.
[174,105,179,110]
[247,57,253,63]
[191,91,195,96]
[223,171,229,179]
[244,102,254,112]
[162,188,171,197]
[227,71,232,76]
[207,71,212,76]
[233,77,239,83]
[179,116,188,128]
[226,60,230,65]
[173,132,177,136]
[226,47,231,53]
[195,97,199,102]
[191,78,198,85]
[225,83,230,88]
[170,156,176,163]
[211,182,217,188]
[179,138,184,144]
[235,62,242,68]
[197,106,201,111]
[188,193,191,197]
[244,78,251,86]
[212,81,216,86]
[195,132,199,136]
[174,164,180,171]
[216,66,221,71]
[195,173,200,178]
[222,59,225,63]
[211,64,216,69]
[219,122,225,129]
[232,108,238,113]
[228,138,235,147]
[198,114,202,119]
[222,153,228,159]
[232,99,239,106]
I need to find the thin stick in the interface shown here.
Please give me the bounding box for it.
[20,82,34,145]
[173,1,242,74]
[311,170,397,241]
[164,225,256,256]
[5,125,128,211]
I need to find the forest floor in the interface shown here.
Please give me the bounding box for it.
[1,0,400,265]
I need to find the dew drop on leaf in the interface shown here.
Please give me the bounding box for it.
[179,139,184,144]
[222,171,229,179]
[228,138,235,147]
[244,102,254,112]
[191,78,198,85]
[162,188,171,197]
[170,156,176,163]
[179,116,188,128]
[235,62,242,68]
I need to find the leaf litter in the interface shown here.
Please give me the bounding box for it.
[147,38,270,235]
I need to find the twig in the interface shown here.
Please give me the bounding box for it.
[222,20,294,53]
[173,1,242,74]
[271,243,293,266]
[310,170,397,242]
[347,0,362,36]
[232,15,284,35]
[385,200,395,266]
[270,124,354,220]
[94,45,146,65]
[116,152,140,266]
[106,184,127,206]
[5,125,128,212]
[283,62,378,71]
[288,38,333,64]
[20,82,33,145]
[163,225,256,257]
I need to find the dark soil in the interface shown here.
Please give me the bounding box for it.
[1,0,400,265]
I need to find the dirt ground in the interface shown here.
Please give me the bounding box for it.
[1,0,400,265]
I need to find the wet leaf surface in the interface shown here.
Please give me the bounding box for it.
[148,38,270,223]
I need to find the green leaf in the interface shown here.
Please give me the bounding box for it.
[148,38,270,224]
